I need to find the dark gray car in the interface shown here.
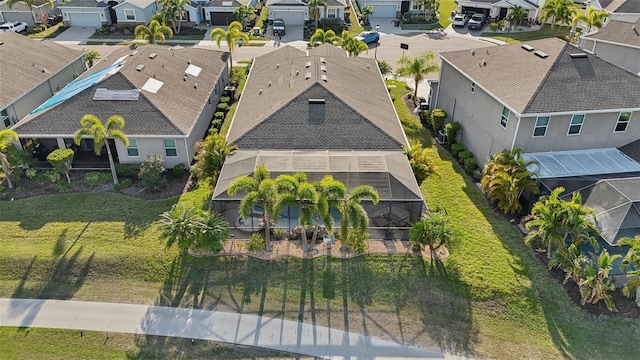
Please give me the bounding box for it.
[467,13,487,30]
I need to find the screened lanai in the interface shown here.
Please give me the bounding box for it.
[212,150,426,240]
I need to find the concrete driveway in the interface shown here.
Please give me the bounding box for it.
[268,24,304,42]
[52,26,96,43]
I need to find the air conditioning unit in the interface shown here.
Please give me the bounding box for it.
[436,130,447,145]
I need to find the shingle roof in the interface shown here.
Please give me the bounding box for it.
[440,38,640,114]
[226,44,409,149]
[204,0,248,7]
[620,139,640,163]
[583,18,640,47]
[60,0,108,7]
[118,0,157,9]
[613,0,640,13]
[0,32,84,109]
[325,0,347,6]
[13,45,229,137]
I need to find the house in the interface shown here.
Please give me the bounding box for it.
[604,0,640,23]
[0,31,86,130]
[431,38,640,165]
[0,0,59,27]
[265,0,345,24]
[354,0,403,18]
[454,0,541,23]
[182,0,216,26]
[204,0,254,26]
[12,45,230,168]
[59,0,159,28]
[580,18,640,75]
[213,44,424,240]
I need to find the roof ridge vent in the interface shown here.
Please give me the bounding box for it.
[569,52,588,58]
[135,64,145,71]
[305,61,312,68]
[309,98,325,104]
[148,52,157,59]
[305,72,311,79]
[534,50,549,59]
[521,44,535,51]
[321,74,327,82]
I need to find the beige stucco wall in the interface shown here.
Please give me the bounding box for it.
[591,41,640,76]
[436,61,517,163]
[115,137,189,168]
[515,112,640,152]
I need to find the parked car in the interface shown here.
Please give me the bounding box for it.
[467,13,487,30]
[355,31,380,44]
[273,18,285,36]
[46,14,63,26]
[0,21,28,33]
[451,14,469,27]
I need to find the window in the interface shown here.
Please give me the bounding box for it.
[124,9,135,21]
[164,139,177,157]
[1,109,9,128]
[500,107,509,128]
[327,8,336,18]
[470,82,476,94]
[615,111,632,133]
[568,114,585,135]
[126,139,139,157]
[533,116,549,137]
[412,3,420,10]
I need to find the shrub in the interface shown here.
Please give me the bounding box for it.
[115,163,141,178]
[451,143,465,157]
[25,169,38,180]
[420,110,432,128]
[345,229,369,254]
[211,119,222,130]
[219,96,231,104]
[112,178,133,191]
[214,111,225,120]
[489,22,499,31]
[404,142,437,183]
[272,228,288,241]
[138,153,166,192]
[445,122,462,144]
[464,157,477,172]
[216,103,229,113]
[172,163,187,177]
[318,18,346,34]
[458,150,473,161]
[46,148,74,184]
[247,233,266,251]
[43,170,61,184]
[16,186,25,192]
[85,172,111,185]
[431,109,447,131]
[58,180,71,191]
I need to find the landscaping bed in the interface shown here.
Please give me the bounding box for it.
[90,26,206,40]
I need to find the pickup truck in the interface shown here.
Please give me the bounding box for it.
[0,21,28,33]
[272,18,285,36]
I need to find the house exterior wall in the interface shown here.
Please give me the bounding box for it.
[0,9,35,26]
[586,40,640,75]
[608,13,640,23]
[115,136,189,168]
[436,61,517,163]
[115,3,154,24]
[514,112,639,152]
[320,6,342,19]
[61,7,110,25]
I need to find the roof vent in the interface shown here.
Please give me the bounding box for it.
[276,63,280,68]
[321,74,327,82]
[305,72,311,79]
[295,70,300,76]
[258,89,262,95]
[305,61,312,68]
[534,50,549,59]
[569,53,588,58]
[187,59,191,64]
[148,53,157,59]
[309,98,325,104]
[0,41,3,45]
[479,60,486,67]
[471,49,475,56]
[135,64,145,71]
[183,75,188,81]
[41,68,47,73]
[367,64,370,69]
[267,81,272,87]
[320,57,326,63]
[521,44,534,51]
[321,65,327,72]
[194,83,197,89]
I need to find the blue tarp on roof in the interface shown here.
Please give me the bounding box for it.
[30,63,122,115]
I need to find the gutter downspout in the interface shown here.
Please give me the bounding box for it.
[183,137,190,166]
[511,115,521,151]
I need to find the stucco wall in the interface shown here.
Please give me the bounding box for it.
[61,7,110,24]
[591,41,640,76]
[115,137,189,168]
[115,4,149,24]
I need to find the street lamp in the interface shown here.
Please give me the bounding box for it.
[374,23,380,60]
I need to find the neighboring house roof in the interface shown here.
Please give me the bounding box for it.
[457,0,501,4]
[601,0,616,10]
[325,0,347,6]
[439,38,640,115]
[583,18,640,47]
[620,138,640,163]
[13,45,229,137]
[608,0,640,13]
[115,0,157,9]
[204,0,248,7]
[0,31,84,110]
[227,44,409,149]
[266,0,307,6]
[60,0,108,8]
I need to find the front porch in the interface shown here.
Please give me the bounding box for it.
[22,137,115,170]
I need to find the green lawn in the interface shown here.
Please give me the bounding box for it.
[0,82,638,358]
[438,0,457,28]
[482,24,571,44]
[27,23,65,39]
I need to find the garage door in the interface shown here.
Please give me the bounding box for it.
[461,7,490,17]
[210,12,236,26]
[371,5,397,18]
[68,13,101,28]
[272,11,304,25]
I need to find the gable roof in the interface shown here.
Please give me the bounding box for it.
[440,38,640,115]
[0,32,84,109]
[204,0,249,7]
[266,0,307,6]
[59,0,108,7]
[583,18,640,47]
[115,0,157,9]
[13,45,229,137]
[226,44,409,149]
[607,0,640,13]
[620,139,640,163]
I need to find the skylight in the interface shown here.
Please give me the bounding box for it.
[141,78,164,94]
[93,88,140,101]
[185,64,202,77]
[222,1,232,5]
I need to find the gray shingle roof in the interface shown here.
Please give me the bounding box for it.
[60,0,108,7]
[204,0,247,7]
[614,0,640,13]
[440,38,640,115]
[13,45,229,137]
[227,44,408,149]
[0,32,84,109]
[583,18,640,47]
[620,139,640,162]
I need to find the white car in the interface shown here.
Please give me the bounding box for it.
[0,21,28,33]
[452,14,470,28]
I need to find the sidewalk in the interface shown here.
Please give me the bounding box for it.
[0,298,445,359]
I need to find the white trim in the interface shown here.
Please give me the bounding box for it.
[567,114,585,136]
[123,8,136,22]
[163,138,178,157]
[581,37,640,51]
[614,111,632,133]
[500,106,509,129]
[532,116,549,138]
[126,139,140,157]
[183,137,190,165]
[17,134,187,139]
[511,115,521,150]
[523,107,640,117]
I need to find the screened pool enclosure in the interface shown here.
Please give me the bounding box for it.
[212,150,426,240]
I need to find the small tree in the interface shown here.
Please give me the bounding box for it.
[377,60,392,79]
[0,129,19,189]
[403,142,437,184]
[619,235,640,301]
[579,250,621,311]
[159,205,228,253]
[309,28,337,47]
[233,5,256,29]
[361,5,374,25]
[191,130,237,187]
[397,51,440,100]
[430,109,447,131]
[444,122,461,144]
[138,154,167,192]
[46,148,74,184]
[410,210,455,259]
[134,20,173,44]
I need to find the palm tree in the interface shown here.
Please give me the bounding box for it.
[508,5,525,26]
[396,50,440,100]
[311,175,346,243]
[194,212,229,253]
[619,235,640,300]
[487,170,539,214]
[309,28,337,47]
[561,192,599,249]
[344,37,369,57]
[308,0,327,29]
[159,204,203,251]
[233,5,256,30]
[571,5,608,37]
[338,185,379,247]
[210,21,250,73]
[227,165,278,252]
[84,49,101,68]
[538,0,575,33]
[134,20,173,44]
[0,129,19,189]
[191,130,237,187]
[173,0,191,34]
[361,5,374,25]
[579,250,621,311]
[409,210,455,259]
[526,187,566,259]
[7,0,53,25]
[73,114,129,185]
[549,243,587,285]
[276,172,318,250]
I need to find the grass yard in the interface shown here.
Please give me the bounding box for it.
[438,0,456,29]
[482,24,571,44]
[0,82,638,358]
[27,23,65,39]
